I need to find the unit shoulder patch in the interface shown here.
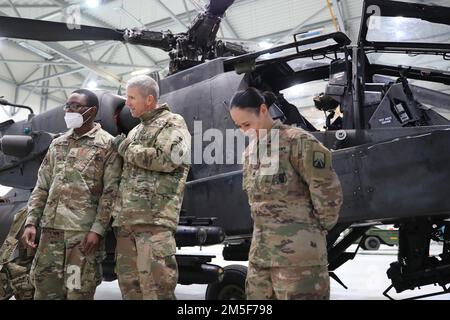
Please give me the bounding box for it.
[313,151,326,169]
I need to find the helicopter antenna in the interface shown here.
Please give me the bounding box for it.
[0,97,34,115]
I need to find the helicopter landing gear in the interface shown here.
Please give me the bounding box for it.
[205,264,247,300]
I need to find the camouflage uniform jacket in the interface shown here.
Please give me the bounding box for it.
[242,120,343,267]
[25,123,122,236]
[112,104,190,232]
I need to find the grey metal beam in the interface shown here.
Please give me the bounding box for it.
[0,53,17,83]
[7,0,21,18]
[23,84,118,90]
[36,0,116,21]
[98,44,118,62]
[83,41,94,62]
[0,4,57,8]
[35,8,61,20]
[41,3,145,84]
[182,0,194,23]
[135,47,159,66]
[13,86,18,104]
[0,59,73,66]
[0,74,66,105]
[21,78,40,105]
[53,65,68,100]
[152,0,188,29]
[20,67,85,86]
[42,42,122,86]
[105,43,121,64]
[222,20,239,38]
[125,44,135,65]
[0,9,89,86]
[275,5,329,44]
[331,0,347,33]
[0,58,153,69]
[1,2,20,85]
[116,5,145,27]
[19,66,41,84]
[40,65,50,112]
[82,71,95,88]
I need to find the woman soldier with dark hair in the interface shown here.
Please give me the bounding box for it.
[229,87,343,300]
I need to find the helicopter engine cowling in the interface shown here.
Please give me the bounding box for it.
[0,135,33,158]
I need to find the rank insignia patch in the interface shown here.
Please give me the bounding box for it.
[313,151,325,169]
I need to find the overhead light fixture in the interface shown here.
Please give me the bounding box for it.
[18,42,53,59]
[130,68,152,76]
[87,80,98,89]
[85,0,100,8]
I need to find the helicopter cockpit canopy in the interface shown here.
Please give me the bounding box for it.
[360,0,450,52]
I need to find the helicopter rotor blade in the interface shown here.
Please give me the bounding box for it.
[0,16,124,41]
[206,0,236,16]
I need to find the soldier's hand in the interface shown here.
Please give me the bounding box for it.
[22,225,37,249]
[112,134,126,151]
[82,231,101,256]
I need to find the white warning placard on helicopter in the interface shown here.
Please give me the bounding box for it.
[378,116,393,125]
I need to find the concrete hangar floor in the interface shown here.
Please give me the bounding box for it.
[90,243,449,300]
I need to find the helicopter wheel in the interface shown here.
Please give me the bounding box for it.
[205,264,247,300]
[361,236,381,251]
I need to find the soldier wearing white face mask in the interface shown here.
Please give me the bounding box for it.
[22,89,122,300]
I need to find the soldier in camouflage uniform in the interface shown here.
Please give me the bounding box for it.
[0,206,35,300]
[111,75,190,300]
[229,88,343,300]
[22,89,122,300]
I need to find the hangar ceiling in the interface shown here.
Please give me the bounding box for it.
[0,0,448,120]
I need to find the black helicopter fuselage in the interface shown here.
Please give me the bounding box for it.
[1,0,450,299]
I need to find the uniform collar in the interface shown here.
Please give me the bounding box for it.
[69,122,101,140]
[271,119,283,130]
[258,120,283,144]
[247,120,281,154]
[139,104,170,123]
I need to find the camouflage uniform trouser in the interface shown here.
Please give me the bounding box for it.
[30,228,103,300]
[1,258,35,300]
[246,262,330,300]
[115,225,178,300]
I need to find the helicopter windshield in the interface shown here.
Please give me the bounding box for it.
[366,16,450,45]
[280,80,329,130]
[359,0,450,52]
[367,52,450,73]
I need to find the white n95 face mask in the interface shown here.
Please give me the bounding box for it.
[64,108,91,129]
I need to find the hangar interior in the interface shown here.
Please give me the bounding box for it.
[1,0,450,301]
[0,0,448,126]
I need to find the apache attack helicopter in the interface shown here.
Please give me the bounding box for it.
[0,0,450,300]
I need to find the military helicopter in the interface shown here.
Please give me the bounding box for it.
[0,0,450,300]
